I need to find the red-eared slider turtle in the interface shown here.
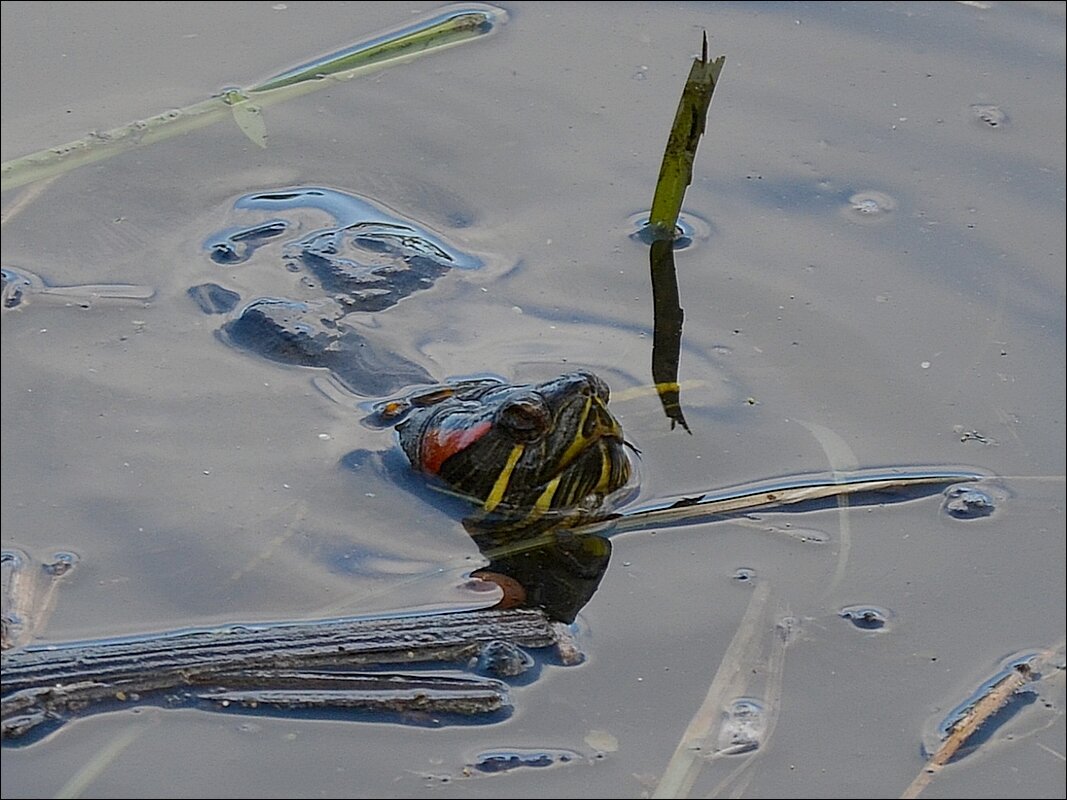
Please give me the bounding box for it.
[191,186,641,622]
[364,370,639,623]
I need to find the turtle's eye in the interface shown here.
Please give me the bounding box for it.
[497,396,550,442]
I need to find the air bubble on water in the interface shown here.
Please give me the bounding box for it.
[733,567,757,583]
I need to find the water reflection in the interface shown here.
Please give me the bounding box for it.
[472,534,612,625]
[649,238,689,432]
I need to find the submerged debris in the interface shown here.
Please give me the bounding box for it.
[469,747,582,774]
[942,485,997,519]
[838,605,891,631]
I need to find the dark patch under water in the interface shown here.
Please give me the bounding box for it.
[198,186,482,396]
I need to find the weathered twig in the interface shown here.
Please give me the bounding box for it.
[901,641,1065,798]
[476,468,987,564]
[1,606,565,742]
[197,670,511,715]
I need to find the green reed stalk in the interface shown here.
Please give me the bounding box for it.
[646,34,725,241]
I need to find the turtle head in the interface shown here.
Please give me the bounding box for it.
[389,371,634,534]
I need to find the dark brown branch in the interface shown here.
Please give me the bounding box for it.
[2,607,567,742]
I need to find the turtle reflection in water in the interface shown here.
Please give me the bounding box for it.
[196,187,636,623]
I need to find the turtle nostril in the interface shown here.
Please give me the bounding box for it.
[584,372,610,402]
[569,371,608,401]
[583,399,622,440]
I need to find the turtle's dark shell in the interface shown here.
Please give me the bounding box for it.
[194,187,478,396]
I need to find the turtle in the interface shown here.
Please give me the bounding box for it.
[193,187,639,622]
[363,370,640,624]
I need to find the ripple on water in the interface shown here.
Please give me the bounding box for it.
[841,190,897,224]
[627,210,712,250]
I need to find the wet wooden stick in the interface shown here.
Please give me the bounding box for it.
[1,606,561,740]
[900,644,1061,799]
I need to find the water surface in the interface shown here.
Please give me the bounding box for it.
[2,2,1063,798]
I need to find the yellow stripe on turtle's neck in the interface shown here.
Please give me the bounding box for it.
[532,474,562,516]
[595,442,615,492]
[483,443,526,513]
[557,395,594,469]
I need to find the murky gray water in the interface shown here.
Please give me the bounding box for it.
[2,2,1064,797]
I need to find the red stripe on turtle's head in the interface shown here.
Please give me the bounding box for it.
[418,419,493,475]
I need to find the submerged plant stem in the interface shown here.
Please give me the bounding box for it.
[0,4,506,192]
[652,582,790,798]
